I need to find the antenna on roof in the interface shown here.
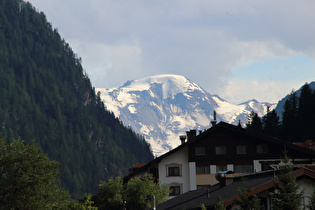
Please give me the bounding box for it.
[211,111,217,126]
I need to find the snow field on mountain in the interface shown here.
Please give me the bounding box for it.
[96,74,275,156]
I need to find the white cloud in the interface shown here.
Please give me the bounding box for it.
[28,0,315,103]
[218,79,306,104]
[68,39,143,88]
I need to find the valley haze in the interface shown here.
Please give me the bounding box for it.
[97,74,275,156]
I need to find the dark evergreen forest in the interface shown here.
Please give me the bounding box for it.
[246,82,315,143]
[0,0,153,198]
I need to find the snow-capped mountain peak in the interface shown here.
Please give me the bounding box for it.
[120,74,203,100]
[97,74,273,156]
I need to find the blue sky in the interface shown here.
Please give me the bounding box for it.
[234,56,314,81]
[27,0,315,104]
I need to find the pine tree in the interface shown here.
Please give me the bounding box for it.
[297,83,314,140]
[272,150,303,210]
[246,111,262,133]
[262,107,280,137]
[281,90,299,142]
[236,186,261,210]
[214,196,226,210]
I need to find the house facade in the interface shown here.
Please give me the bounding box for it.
[158,146,196,196]
[125,122,315,198]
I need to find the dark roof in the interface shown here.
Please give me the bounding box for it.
[124,122,315,181]
[192,122,315,156]
[157,166,315,210]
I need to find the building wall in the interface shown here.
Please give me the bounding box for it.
[299,178,315,209]
[158,146,194,196]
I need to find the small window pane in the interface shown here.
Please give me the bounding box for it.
[196,166,210,174]
[168,167,180,176]
[216,165,227,172]
[234,165,253,173]
[237,145,247,154]
[195,147,205,155]
[170,186,181,195]
[257,144,268,153]
[215,145,226,154]
[204,166,210,174]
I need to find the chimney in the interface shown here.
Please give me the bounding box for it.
[186,130,197,142]
[179,135,186,145]
[215,171,234,188]
[211,111,217,126]
[219,177,233,188]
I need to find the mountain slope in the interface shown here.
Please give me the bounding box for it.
[97,74,274,156]
[0,0,153,198]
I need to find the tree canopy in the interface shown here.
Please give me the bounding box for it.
[0,138,70,209]
[96,174,169,210]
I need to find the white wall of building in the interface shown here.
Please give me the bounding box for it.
[158,146,193,194]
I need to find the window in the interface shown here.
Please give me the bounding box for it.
[215,145,226,155]
[196,165,210,174]
[234,164,253,173]
[168,166,180,176]
[216,165,227,172]
[257,144,268,153]
[195,146,205,155]
[169,186,181,196]
[236,145,247,154]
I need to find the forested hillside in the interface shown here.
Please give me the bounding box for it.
[0,0,153,198]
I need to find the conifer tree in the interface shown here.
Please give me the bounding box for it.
[272,150,303,210]
[214,196,226,210]
[297,83,314,140]
[262,107,280,137]
[281,90,299,142]
[236,186,261,210]
[246,111,262,133]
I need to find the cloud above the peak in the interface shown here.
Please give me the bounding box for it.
[28,0,315,103]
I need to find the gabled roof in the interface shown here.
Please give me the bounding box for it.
[124,122,315,181]
[192,121,315,156]
[124,137,189,182]
[157,166,315,210]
